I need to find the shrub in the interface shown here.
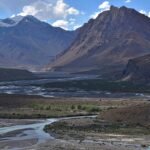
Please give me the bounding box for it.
[71,105,75,110]
[77,105,82,110]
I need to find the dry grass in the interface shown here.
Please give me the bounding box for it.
[0,94,148,119]
[100,103,150,126]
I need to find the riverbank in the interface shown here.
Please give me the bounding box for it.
[33,138,145,150]
[1,116,149,150]
[44,103,150,150]
[0,119,42,127]
[0,94,148,119]
[0,94,150,150]
[44,116,150,150]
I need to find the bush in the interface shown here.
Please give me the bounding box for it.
[88,107,100,113]
[77,105,82,110]
[71,105,75,110]
[46,105,51,110]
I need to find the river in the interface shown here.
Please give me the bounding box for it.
[0,75,149,98]
[0,116,150,150]
[0,116,96,150]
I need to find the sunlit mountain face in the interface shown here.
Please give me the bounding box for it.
[48,6,150,81]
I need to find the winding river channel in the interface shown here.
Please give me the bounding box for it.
[0,73,149,98]
[0,115,150,150]
[0,116,96,150]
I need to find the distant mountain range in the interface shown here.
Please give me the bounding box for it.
[0,15,78,71]
[48,6,150,80]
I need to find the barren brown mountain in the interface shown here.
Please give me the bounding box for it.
[48,6,150,79]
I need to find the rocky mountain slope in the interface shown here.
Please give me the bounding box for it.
[0,15,77,71]
[48,6,150,79]
[122,54,150,83]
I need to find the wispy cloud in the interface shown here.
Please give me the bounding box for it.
[91,1,110,19]
[90,12,100,19]
[98,1,110,11]
[125,0,132,3]
[9,0,83,30]
[139,10,150,17]
[17,0,80,20]
[52,19,69,30]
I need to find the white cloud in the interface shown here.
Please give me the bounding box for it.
[139,10,150,17]
[91,1,110,19]
[53,0,68,18]
[98,1,110,11]
[90,12,100,19]
[16,0,80,20]
[73,24,82,30]
[18,5,38,16]
[139,10,147,15]
[125,0,131,3]
[52,18,81,30]
[52,20,69,30]
[10,14,16,18]
[67,7,79,15]
[14,0,82,30]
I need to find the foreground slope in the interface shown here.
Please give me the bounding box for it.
[49,6,150,79]
[100,104,150,125]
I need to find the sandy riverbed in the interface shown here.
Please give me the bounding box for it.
[0,118,149,150]
[0,96,149,150]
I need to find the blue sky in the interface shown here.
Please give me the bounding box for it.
[0,0,150,30]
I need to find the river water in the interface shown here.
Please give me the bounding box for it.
[0,74,149,149]
[0,75,149,98]
[0,116,149,150]
[0,116,96,150]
